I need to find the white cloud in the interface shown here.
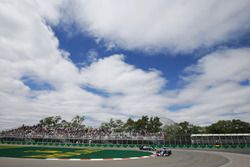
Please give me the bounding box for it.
[34,0,64,25]
[81,54,166,95]
[0,0,98,129]
[0,1,81,90]
[81,54,168,117]
[183,48,250,85]
[65,0,250,53]
[1,1,250,130]
[170,48,250,125]
[0,1,171,129]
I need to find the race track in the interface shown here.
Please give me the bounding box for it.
[0,149,249,167]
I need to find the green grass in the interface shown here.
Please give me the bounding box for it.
[0,145,152,159]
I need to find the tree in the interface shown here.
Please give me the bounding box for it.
[71,115,85,128]
[124,118,135,133]
[162,123,180,140]
[135,116,149,134]
[231,119,250,133]
[109,118,117,129]
[162,121,202,136]
[100,122,111,130]
[178,121,191,134]
[61,120,70,128]
[147,116,162,133]
[100,118,124,132]
[114,119,124,132]
[39,116,61,127]
[178,121,202,134]
[206,119,250,133]
[162,123,180,135]
[53,116,62,127]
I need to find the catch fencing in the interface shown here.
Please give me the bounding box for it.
[1,133,250,148]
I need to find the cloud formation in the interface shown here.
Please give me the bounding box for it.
[171,48,250,124]
[0,1,250,130]
[66,0,250,53]
[81,54,168,117]
[0,0,88,128]
[0,0,169,129]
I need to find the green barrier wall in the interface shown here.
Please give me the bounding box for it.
[1,140,250,149]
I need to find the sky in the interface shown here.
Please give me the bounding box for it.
[1,0,250,130]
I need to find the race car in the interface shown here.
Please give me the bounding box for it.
[139,145,156,151]
[156,148,172,157]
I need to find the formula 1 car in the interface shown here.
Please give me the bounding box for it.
[156,148,172,157]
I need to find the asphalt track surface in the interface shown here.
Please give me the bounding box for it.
[0,149,249,167]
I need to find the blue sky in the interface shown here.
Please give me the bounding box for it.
[52,25,200,90]
[52,24,250,90]
[1,0,250,129]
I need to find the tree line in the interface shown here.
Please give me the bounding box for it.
[39,115,85,128]
[100,116,162,134]
[163,120,250,135]
[38,115,163,134]
[37,115,250,134]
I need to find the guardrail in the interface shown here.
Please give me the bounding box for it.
[0,140,249,149]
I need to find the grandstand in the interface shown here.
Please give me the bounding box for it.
[0,125,164,146]
[1,126,250,147]
[1,116,250,148]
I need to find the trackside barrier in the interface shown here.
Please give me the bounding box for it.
[0,140,250,149]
